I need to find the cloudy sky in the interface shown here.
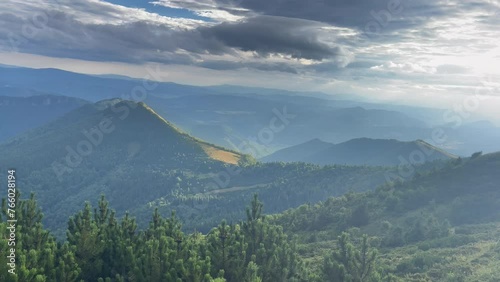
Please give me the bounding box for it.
[1,0,500,119]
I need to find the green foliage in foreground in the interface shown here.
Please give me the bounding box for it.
[0,193,415,282]
[1,194,318,282]
[322,233,381,282]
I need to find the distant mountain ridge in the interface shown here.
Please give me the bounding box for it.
[262,138,457,166]
[0,95,88,143]
[1,65,499,155]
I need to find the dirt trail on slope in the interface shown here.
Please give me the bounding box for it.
[204,183,270,195]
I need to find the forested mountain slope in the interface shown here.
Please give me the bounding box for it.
[272,151,500,281]
[0,99,244,235]
[0,100,400,238]
[2,152,496,281]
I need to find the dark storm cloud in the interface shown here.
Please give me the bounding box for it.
[163,0,431,32]
[199,16,347,61]
[0,10,221,64]
[4,0,498,76]
[221,0,449,29]
[0,5,348,73]
[173,0,500,36]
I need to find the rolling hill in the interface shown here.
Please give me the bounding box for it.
[262,138,457,165]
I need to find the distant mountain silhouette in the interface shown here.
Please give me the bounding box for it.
[0,95,88,143]
[262,138,456,166]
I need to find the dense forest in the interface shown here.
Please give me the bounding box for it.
[272,152,500,281]
[2,104,499,281]
[3,146,500,282]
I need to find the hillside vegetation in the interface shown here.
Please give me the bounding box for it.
[271,152,500,281]
[0,100,400,238]
[2,151,498,281]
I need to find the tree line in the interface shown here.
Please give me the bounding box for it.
[0,193,387,282]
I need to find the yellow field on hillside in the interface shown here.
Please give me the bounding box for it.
[201,144,241,165]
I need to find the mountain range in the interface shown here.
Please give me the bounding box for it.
[1,65,499,240]
[0,99,403,238]
[1,66,499,281]
[261,138,457,166]
[2,65,499,156]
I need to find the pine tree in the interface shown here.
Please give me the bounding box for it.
[55,243,81,282]
[245,261,262,282]
[67,202,105,281]
[352,235,378,282]
[0,193,313,282]
[323,232,380,282]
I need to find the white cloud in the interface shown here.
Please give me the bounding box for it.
[371,61,437,74]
